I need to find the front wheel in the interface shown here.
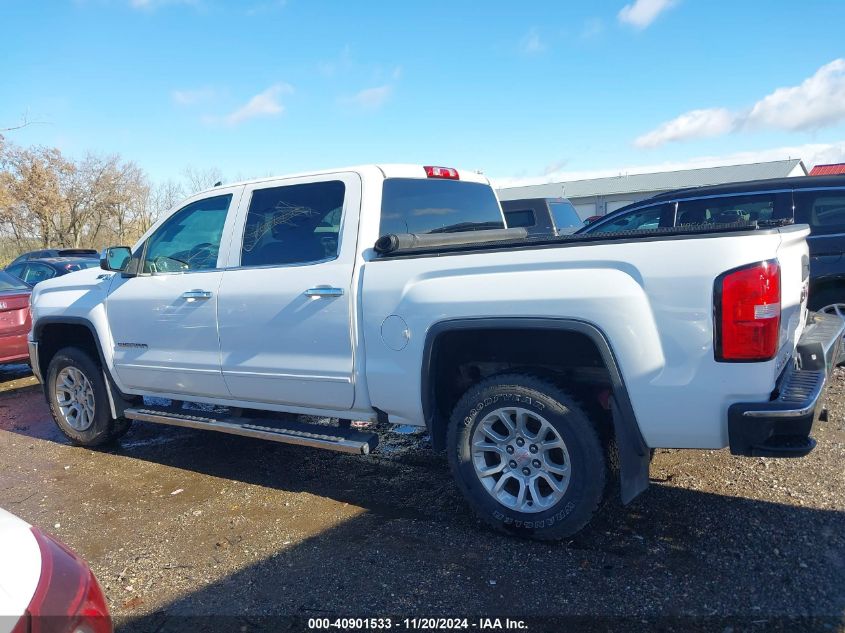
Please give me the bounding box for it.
[46,346,129,446]
[447,374,607,540]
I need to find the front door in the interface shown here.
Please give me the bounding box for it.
[217,174,360,410]
[106,189,241,397]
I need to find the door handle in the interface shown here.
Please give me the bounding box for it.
[304,287,344,298]
[181,290,213,300]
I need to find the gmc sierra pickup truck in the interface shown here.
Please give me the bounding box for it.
[27,164,844,540]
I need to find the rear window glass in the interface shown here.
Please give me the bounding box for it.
[380,179,504,236]
[504,209,536,228]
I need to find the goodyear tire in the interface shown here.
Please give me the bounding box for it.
[447,373,606,540]
[46,346,130,446]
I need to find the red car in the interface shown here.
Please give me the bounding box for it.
[0,271,32,365]
[0,507,112,633]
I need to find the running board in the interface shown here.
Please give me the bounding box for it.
[123,407,378,455]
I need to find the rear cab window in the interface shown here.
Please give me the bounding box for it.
[379,179,504,236]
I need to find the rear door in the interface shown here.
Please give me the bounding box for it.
[216,173,361,409]
[106,188,242,397]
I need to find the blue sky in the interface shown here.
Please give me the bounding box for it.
[3,0,845,187]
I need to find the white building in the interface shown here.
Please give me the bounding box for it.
[498,159,808,219]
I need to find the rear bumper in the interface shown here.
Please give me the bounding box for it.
[728,312,844,457]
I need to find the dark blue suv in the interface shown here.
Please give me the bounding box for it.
[578,175,845,315]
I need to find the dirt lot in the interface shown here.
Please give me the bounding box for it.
[0,363,843,631]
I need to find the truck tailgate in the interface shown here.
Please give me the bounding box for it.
[775,225,811,374]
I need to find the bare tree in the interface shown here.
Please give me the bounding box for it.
[182,166,224,194]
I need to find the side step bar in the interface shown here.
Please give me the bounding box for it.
[124,407,378,455]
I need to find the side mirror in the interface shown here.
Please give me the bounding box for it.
[100,246,132,272]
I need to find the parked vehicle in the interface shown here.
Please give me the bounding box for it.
[6,257,100,286]
[8,249,99,266]
[0,271,32,365]
[577,175,845,315]
[501,197,584,236]
[0,507,111,633]
[27,164,843,540]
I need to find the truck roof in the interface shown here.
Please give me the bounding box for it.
[193,164,492,197]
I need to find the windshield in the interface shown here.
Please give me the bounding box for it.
[0,270,30,291]
[380,178,504,235]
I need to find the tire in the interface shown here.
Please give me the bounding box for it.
[447,373,607,540]
[46,346,129,446]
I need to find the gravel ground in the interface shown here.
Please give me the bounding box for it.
[0,363,842,631]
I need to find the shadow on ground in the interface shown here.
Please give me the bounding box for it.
[2,385,843,629]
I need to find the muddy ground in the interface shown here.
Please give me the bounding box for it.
[0,363,842,631]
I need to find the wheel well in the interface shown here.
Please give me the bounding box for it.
[426,327,614,451]
[38,323,102,376]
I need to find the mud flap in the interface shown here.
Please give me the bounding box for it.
[612,399,650,504]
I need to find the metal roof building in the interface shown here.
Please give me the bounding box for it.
[498,158,808,219]
[809,163,845,176]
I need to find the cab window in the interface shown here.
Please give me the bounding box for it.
[503,209,536,228]
[676,194,777,226]
[21,263,57,285]
[142,194,232,274]
[240,180,345,267]
[794,189,845,234]
[587,204,668,234]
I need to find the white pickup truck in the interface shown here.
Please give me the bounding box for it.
[27,164,844,540]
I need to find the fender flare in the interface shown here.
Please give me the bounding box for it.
[32,316,132,418]
[420,317,650,504]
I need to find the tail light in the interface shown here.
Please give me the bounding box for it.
[14,528,112,633]
[424,166,459,180]
[715,259,781,362]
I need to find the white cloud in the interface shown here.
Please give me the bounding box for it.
[492,140,845,190]
[635,58,845,147]
[205,84,293,126]
[520,28,545,54]
[341,85,392,111]
[746,59,845,131]
[635,108,735,148]
[171,87,215,106]
[618,0,677,29]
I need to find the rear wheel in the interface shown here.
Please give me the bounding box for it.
[447,373,607,540]
[46,347,130,446]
